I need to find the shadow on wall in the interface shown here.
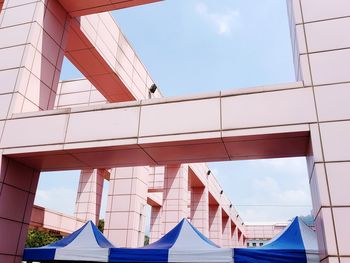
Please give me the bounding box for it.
[38,1,68,111]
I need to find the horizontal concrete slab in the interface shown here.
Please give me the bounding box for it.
[0,82,314,170]
[58,0,162,17]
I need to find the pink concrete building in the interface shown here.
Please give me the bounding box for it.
[0,1,349,263]
[245,222,288,247]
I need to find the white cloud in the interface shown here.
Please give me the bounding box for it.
[210,157,312,223]
[253,176,279,193]
[195,2,240,36]
[254,176,310,205]
[35,187,77,216]
[255,157,306,174]
[241,175,312,222]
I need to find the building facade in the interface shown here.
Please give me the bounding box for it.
[0,1,349,263]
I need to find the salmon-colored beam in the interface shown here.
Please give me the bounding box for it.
[0,82,315,171]
[58,0,162,17]
[65,12,156,102]
[65,16,132,102]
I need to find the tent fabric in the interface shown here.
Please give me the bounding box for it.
[233,217,319,263]
[23,220,114,262]
[109,219,233,263]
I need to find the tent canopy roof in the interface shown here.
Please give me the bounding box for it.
[261,216,318,251]
[145,218,219,250]
[23,220,114,262]
[109,219,233,263]
[234,217,319,263]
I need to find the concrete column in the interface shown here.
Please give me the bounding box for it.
[149,206,161,243]
[243,235,247,247]
[0,1,69,261]
[237,229,243,247]
[209,204,222,247]
[160,164,190,235]
[74,169,106,224]
[0,0,69,116]
[231,221,238,247]
[190,186,209,237]
[104,166,148,248]
[288,1,350,261]
[221,213,231,248]
[307,126,340,263]
[0,155,40,262]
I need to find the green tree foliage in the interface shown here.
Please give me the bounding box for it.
[26,228,62,248]
[144,235,150,246]
[98,219,105,232]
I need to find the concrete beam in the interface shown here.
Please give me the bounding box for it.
[30,205,85,236]
[147,192,162,207]
[0,82,314,170]
[58,0,162,17]
[65,12,161,103]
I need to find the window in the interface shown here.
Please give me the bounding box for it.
[259,243,264,246]
[252,243,256,247]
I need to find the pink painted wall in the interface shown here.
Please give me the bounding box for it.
[1,0,350,261]
[245,223,287,240]
[287,1,350,262]
[30,205,85,236]
[104,167,148,248]
[74,169,106,224]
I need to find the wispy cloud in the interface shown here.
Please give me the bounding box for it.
[209,157,312,223]
[195,2,240,36]
[35,188,77,216]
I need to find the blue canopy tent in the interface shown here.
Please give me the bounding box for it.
[109,218,233,263]
[23,220,115,262]
[234,217,319,263]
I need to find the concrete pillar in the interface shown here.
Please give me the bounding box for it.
[0,155,40,262]
[209,204,222,247]
[221,213,231,248]
[288,1,350,261]
[149,206,161,243]
[0,0,69,115]
[160,164,190,235]
[231,221,238,247]
[237,230,245,248]
[243,235,247,247]
[190,186,209,237]
[104,166,148,248]
[74,169,106,224]
[0,1,69,261]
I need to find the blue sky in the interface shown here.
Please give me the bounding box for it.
[36,0,312,223]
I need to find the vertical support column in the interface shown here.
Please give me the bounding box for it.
[288,1,350,262]
[209,204,222,247]
[149,206,161,243]
[161,164,190,235]
[0,1,68,261]
[243,235,247,247]
[237,229,243,248]
[104,166,148,248]
[0,155,40,262]
[0,0,70,116]
[75,169,106,224]
[231,222,238,247]
[190,187,209,237]
[221,213,231,248]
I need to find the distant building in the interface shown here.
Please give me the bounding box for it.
[245,222,288,247]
